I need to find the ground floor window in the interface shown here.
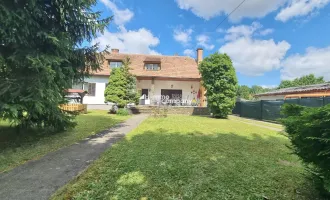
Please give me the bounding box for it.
[83,83,96,96]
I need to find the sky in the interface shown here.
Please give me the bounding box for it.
[90,0,330,87]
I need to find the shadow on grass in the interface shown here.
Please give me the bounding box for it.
[55,128,324,200]
[0,115,123,154]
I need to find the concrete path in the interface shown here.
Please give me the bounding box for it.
[0,114,148,200]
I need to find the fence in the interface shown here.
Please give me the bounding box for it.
[60,104,87,114]
[233,97,330,122]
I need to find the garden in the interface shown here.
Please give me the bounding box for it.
[52,115,321,200]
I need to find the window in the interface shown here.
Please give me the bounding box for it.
[109,61,122,68]
[145,63,160,71]
[84,83,96,96]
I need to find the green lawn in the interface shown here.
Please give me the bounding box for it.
[0,110,129,172]
[52,115,320,200]
[229,115,284,130]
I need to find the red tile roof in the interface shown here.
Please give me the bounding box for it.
[93,53,201,79]
[66,89,85,93]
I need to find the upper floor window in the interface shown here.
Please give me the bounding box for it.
[145,63,160,71]
[109,61,122,69]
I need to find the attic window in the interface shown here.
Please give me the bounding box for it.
[109,60,122,68]
[145,63,160,71]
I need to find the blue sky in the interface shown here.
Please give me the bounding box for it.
[91,0,330,87]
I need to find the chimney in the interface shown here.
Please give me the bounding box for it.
[111,49,119,54]
[196,48,203,63]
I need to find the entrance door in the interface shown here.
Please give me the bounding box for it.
[141,89,149,99]
[161,89,182,105]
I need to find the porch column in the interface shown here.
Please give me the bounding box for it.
[151,78,155,101]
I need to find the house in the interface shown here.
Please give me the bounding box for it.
[73,48,206,106]
[255,83,330,100]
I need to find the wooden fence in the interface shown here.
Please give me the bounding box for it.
[60,104,87,114]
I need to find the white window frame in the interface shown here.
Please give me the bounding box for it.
[145,63,160,71]
[109,61,123,69]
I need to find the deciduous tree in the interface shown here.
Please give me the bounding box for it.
[278,74,325,89]
[199,53,238,118]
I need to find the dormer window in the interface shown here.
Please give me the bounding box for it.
[145,63,160,71]
[144,57,161,71]
[109,61,122,69]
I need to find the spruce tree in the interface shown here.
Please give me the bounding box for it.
[104,57,139,108]
[105,68,128,108]
[0,0,111,130]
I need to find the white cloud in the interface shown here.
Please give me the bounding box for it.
[225,22,261,41]
[225,22,274,40]
[92,28,160,55]
[219,37,291,76]
[259,28,274,36]
[276,0,330,22]
[175,0,287,21]
[281,46,330,80]
[100,0,134,26]
[183,49,195,57]
[173,28,193,45]
[196,34,215,50]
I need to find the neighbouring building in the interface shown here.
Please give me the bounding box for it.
[255,83,330,100]
[73,48,206,106]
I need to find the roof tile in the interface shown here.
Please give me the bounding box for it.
[93,53,201,79]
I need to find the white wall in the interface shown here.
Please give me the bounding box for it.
[73,76,109,104]
[256,95,285,101]
[137,79,201,103]
[73,76,201,105]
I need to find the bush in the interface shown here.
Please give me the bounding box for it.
[198,53,238,118]
[281,104,330,195]
[116,108,130,116]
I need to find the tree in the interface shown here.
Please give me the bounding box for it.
[0,0,111,130]
[278,74,325,89]
[199,53,238,118]
[237,85,252,100]
[104,58,139,108]
[122,58,140,105]
[250,85,265,95]
[281,104,330,195]
[104,68,127,108]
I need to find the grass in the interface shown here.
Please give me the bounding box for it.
[52,115,321,200]
[229,115,284,130]
[0,110,129,172]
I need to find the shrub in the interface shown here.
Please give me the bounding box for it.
[199,53,238,118]
[281,104,330,195]
[116,108,130,116]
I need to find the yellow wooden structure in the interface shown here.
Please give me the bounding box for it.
[60,104,87,114]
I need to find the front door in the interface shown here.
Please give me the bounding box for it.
[141,89,149,99]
